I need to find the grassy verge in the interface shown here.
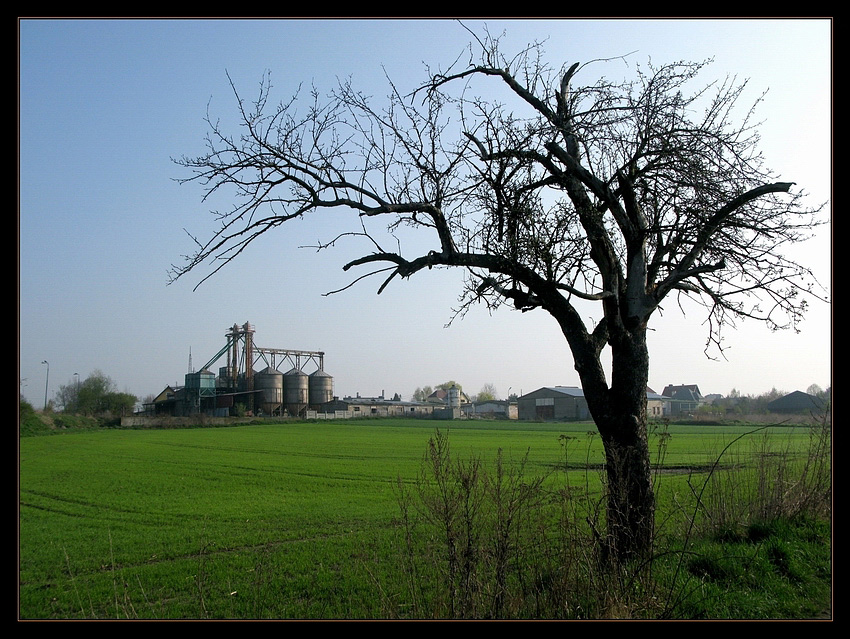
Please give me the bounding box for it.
[653,516,831,619]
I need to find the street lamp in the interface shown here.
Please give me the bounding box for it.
[41,360,49,410]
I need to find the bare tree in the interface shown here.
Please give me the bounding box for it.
[476,383,498,402]
[172,31,825,560]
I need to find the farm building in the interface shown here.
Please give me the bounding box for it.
[767,390,827,414]
[142,385,182,416]
[314,394,437,418]
[464,400,518,420]
[518,386,670,421]
[518,387,590,421]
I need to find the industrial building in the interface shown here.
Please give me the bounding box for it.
[518,387,590,421]
[767,390,827,414]
[146,321,460,420]
[147,322,334,418]
[517,386,668,421]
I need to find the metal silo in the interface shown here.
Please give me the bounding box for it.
[185,369,216,392]
[184,369,216,414]
[447,384,461,409]
[254,366,283,415]
[283,367,309,417]
[309,369,334,408]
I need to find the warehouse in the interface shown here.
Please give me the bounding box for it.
[767,390,827,414]
[517,386,590,421]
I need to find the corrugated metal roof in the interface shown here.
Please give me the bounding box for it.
[526,386,665,400]
[543,386,584,397]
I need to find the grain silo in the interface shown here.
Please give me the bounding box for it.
[254,367,284,415]
[309,369,334,408]
[283,367,309,417]
[447,384,461,409]
[184,369,216,414]
[185,369,216,391]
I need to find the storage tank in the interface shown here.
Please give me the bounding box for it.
[309,369,334,408]
[185,370,216,393]
[283,367,309,417]
[447,384,460,409]
[255,367,283,415]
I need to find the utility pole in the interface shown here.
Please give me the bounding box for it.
[41,360,49,410]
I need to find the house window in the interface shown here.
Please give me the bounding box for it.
[535,397,555,406]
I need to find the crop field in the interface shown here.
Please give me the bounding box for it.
[19,419,827,619]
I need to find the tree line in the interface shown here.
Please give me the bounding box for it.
[51,370,137,417]
[699,384,831,416]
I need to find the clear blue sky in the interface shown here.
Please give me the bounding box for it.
[19,18,832,407]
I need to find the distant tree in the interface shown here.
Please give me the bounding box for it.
[54,379,80,413]
[475,383,498,402]
[101,392,138,417]
[412,386,433,402]
[74,371,114,415]
[174,31,825,560]
[60,371,137,417]
[806,383,823,397]
[765,387,785,402]
[20,395,35,419]
[744,387,786,413]
[697,402,724,417]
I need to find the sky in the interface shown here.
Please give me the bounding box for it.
[19,18,832,408]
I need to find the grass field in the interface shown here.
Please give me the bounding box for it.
[18,418,830,619]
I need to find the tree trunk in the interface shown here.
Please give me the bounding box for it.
[581,325,655,562]
[597,411,655,562]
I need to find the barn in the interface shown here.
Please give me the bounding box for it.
[517,387,590,421]
[518,386,671,421]
[767,391,827,414]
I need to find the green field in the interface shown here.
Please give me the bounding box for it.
[19,419,830,619]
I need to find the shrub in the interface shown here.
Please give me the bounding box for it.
[392,425,831,619]
[19,397,51,436]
